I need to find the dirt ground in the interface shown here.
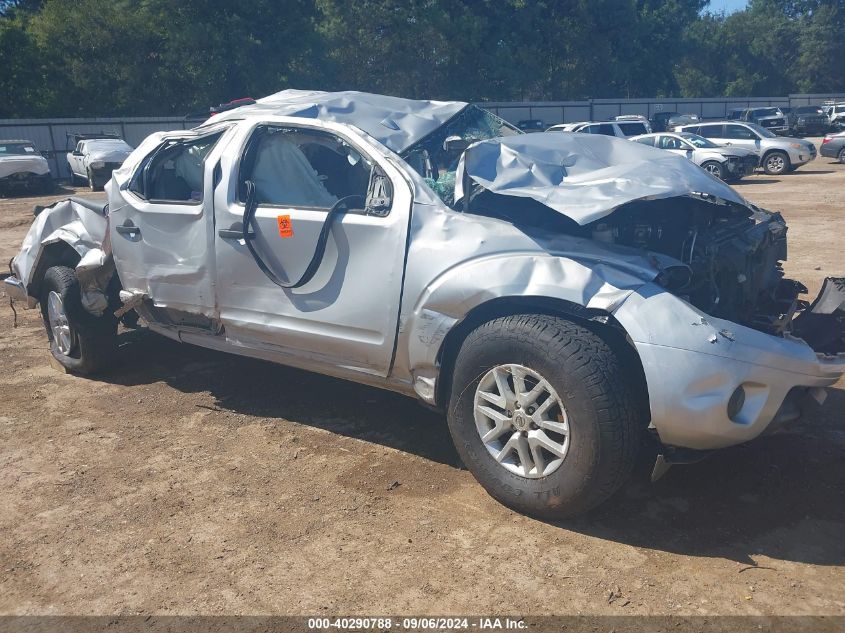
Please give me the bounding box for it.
[1,148,844,618]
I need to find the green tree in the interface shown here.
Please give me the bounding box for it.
[0,12,49,117]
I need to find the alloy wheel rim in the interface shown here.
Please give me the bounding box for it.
[767,155,785,172]
[47,291,76,356]
[704,163,721,176]
[473,364,570,479]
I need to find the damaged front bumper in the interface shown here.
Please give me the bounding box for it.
[614,279,845,450]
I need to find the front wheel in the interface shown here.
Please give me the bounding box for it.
[839,147,845,164]
[762,151,790,175]
[40,266,118,374]
[701,160,725,180]
[447,315,645,518]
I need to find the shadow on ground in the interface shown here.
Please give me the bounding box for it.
[104,326,459,467]
[733,177,780,185]
[101,326,845,567]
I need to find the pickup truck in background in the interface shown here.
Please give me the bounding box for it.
[66,134,134,191]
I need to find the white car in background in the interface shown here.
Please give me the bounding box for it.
[67,137,134,191]
[547,119,651,137]
[0,139,53,196]
[631,132,759,181]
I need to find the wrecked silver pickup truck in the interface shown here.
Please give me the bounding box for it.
[6,90,845,518]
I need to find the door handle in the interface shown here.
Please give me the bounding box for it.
[218,228,255,240]
[115,224,140,236]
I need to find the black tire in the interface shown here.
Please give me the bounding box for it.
[447,315,645,519]
[701,160,725,180]
[39,266,118,374]
[87,169,103,192]
[762,150,790,175]
[839,147,845,164]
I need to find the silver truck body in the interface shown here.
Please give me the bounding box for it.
[7,90,845,459]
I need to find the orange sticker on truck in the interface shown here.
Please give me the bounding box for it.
[277,215,293,238]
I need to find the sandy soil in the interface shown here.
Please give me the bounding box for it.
[1,150,844,617]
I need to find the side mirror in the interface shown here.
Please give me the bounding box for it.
[443,135,470,153]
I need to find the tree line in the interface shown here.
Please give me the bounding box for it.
[1,0,843,119]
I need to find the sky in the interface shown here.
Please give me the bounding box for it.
[707,0,749,13]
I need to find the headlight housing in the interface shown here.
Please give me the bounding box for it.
[789,143,803,150]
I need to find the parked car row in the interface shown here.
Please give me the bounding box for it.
[546,115,821,178]
[0,133,134,197]
[673,120,817,175]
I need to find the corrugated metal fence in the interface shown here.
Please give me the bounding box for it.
[2,93,843,181]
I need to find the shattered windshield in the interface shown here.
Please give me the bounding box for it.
[401,105,520,204]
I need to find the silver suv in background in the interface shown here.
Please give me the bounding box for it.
[674,121,816,175]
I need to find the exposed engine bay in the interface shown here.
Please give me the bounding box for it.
[587,197,794,333]
[468,190,845,354]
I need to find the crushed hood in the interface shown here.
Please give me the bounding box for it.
[205,89,468,154]
[454,132,749,226]
[0,154,50,179]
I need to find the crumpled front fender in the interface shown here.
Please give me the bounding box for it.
[402,252,656,403]
[11,197,112,315]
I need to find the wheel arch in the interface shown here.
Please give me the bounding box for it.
[431,296,649,419]
[27,239,82,300]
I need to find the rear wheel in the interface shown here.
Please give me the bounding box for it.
[701,160,724,180]
[40,266,118,374]
[447,315,644,518]
[762,150,790,175]
[839,147,845,164]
